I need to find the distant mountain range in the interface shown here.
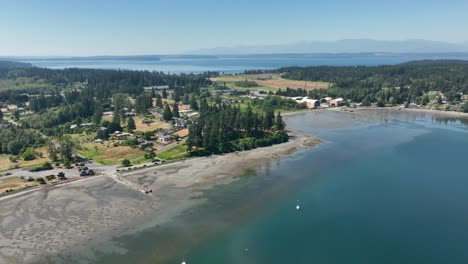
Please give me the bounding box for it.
[190,39,468,54]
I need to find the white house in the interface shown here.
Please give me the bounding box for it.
[299,97,320,109]
[330,98,346,107]
[408,103,419,108]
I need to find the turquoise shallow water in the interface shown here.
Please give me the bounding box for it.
[93,110,468,264]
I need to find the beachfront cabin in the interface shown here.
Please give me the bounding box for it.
[299,97,320,109]
[408,103,419,108]
[70,124,78,129]
[330,98,346,107]
[321,97,333,105]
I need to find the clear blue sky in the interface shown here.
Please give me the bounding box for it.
[1,0,467,56]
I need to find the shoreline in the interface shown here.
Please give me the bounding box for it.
[0,129,319,264]
[283,106,468,118]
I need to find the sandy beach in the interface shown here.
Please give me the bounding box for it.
[0,130,319,264]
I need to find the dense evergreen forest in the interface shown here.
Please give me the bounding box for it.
[0,67,210,104]
[0,61,32,69]
[187,99,288,155]
[276,60,468,105]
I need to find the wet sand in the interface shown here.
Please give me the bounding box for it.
[0,130,318,264]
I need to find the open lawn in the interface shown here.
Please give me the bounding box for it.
[79,142,145,165]
[211,73,330,91]
[0,147,50,171]
[134,116,171,132]
[157,144,188,160]
[172,128,189,138]
[0,177,38,194]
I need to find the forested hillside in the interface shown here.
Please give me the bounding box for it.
[0,60,32,69]
[277,60,468,105]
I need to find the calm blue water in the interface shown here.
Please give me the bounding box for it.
[90,110,468,264]
[22,55,468,73]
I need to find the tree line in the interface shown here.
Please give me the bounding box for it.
[276,60,468,105]
[186,99,287,155]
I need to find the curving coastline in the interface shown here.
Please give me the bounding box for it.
[0,130,319,263]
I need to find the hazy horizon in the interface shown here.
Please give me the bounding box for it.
[1,0,468,56]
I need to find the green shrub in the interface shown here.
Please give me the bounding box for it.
[122,159,131,167]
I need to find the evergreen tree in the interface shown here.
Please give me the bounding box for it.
[163,103,173,121]
[172,102,180,118]
[156,95,163,108]
[275,112,285,130]
[162,89,168,99]
[264,108,275,129]
[200,98,208,114]
[127,117,136,132]
[108,119,122,133]
[92,108,102,125]
[190,95,199,110]
[0,110,3,121]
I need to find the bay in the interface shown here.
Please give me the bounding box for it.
[21,54,468,73]
[92,110,468,264]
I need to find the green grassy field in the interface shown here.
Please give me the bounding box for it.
[79,143,145,165]
[157,144,188,160]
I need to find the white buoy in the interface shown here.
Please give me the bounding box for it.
[296,200,300,210]
[182,262,186,264]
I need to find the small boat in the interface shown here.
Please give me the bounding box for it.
[296,200,300,210]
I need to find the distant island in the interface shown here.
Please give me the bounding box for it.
[0,61,32,69]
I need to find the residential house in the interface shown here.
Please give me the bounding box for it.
[174,118,187,129]
[0,121,11,129]
[141,119,154,124]
[124,112,136,117]
[322,97,333,105]
[299,97,320,109]
[408,103,419,108]
[139,140,154,148]
[80,122,93,127]
[330,98,346,107]
[143,85,170,90]
[158,135,173,143]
